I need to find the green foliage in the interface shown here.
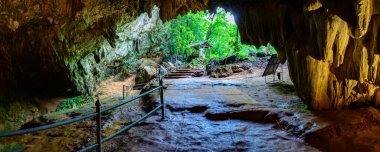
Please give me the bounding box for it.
[122,51,138,75]
[56,96,93,112]
[165,11,209,60]
[237,45,254,60]
[188,58,209,68]
[248,56,256,62]
[164,8,278,64]
[254,43,278,55]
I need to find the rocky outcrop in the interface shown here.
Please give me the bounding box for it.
[210,65,234,78]
[0,1,166,97]
[135,57,162,84]
[231,65,244,73]
[1,0,380,126]
[0,1,167,130]
[213,0,380,110]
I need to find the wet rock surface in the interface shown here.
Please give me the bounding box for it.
[2,67,380,151]
[103,77,319,152]
[1,1,379,132]
[102,69,380,152]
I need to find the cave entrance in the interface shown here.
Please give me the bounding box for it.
[0,5,299,152]
[162,7,279,80]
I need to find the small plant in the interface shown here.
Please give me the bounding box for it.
[237,53,246,60]
[122,51,138,75]
[188,58,209,68]
[248,56,256,62]
[56,96,93,112]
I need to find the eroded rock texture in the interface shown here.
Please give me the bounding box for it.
[0,0,169,129]
[1,0,380,130]
[212,0,380,110]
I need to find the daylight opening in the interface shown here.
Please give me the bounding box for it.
[163,8,277,66]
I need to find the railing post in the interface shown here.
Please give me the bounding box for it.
[122,85,125,100]
[95,99,102,152]
[159,75,165,120]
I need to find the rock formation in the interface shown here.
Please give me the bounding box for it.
[1,0,380,130]
[214,0,380,110]
[0,0,168,129]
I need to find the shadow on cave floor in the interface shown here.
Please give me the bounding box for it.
[103,67,380,152]
[2,66,380,152]
[103,76,319,152]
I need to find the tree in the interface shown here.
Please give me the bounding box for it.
[164,8,274,63]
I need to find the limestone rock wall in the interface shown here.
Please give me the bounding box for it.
[0,0,166,98]
[0,0,167,130]
[215,0,380,109]
[1,0,379,120]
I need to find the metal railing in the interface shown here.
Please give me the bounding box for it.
[0,74,165,152]
[122,83,148,99]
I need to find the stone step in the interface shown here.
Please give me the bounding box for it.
[165,75,193,79]
[175,69,193,72]
[171,71,194,74]
[166,73,193,76]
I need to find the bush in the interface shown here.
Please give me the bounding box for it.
[248,56,256,62]
[237,53,246,60]
[122,51,138,75]
[190,58,209,66]
[56,96,93,112]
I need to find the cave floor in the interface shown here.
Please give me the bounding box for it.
[102,69,380,152]
[2,66,380,152]
[103,74,319,152]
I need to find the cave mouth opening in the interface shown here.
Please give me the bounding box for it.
[162,7,284,95]
[162,7,277,65]
[2,1,380,151]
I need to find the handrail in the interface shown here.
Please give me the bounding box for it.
[78,105,163,152]
[105,86,161,112]
[0,87,161,138]
[0,70,165,152]
[122,83,149,99]
[0,112,97,137]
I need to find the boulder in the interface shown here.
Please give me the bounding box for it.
[193,70,205,77]
[231,65,244,73]
[206,58,218,75]
[242,62,253,70]
[135,58,161,84]
[140,82,159,112]
[219,53,237,65]
[210,66,233,78]
[247,68,255,74]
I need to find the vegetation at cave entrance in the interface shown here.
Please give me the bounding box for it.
[56,96,94,112]
[164,8,277,63]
